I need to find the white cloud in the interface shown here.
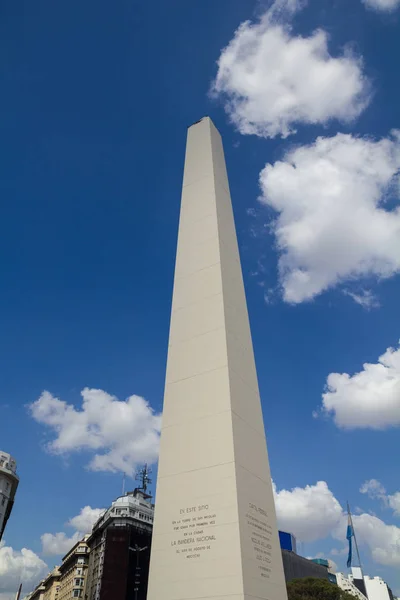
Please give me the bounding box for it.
[41,532,81,557]
[67,506,104,533]
[360,479,400,517]
[360,479,387,498]
[211,0,369,139]
[273,480,343,542]
[343,289,380,310]
[259,131,400,303]
[29,388,161,475]
[274,479,400,568]
[320,343,400,429]
[388,493,400,516]
[362,0,400,12]
[41,505,105,557]
[330,546,348,556]
[0,541,47,599]
[347,513,400,567]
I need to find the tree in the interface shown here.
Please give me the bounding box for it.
[287,578,357,600]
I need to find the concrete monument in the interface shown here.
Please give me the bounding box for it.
[147,117,287,600]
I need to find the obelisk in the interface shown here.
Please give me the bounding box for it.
[147,117,287,600]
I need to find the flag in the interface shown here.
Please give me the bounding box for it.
[346,514,354,568]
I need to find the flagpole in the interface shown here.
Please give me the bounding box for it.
[347,502,362,569]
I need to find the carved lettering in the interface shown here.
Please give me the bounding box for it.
[171,505,217,559]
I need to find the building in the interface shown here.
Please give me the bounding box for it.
[363,576,393,600]
[42,568,61,600]
[281,550,331,583]
[58,537,90,600]
[279,531,297,553]
[0,451,19,541]
[277,530,334,585]
[86,488,153,600]
[349,567,368,598]
[337,573,368,600]
[311,558,337,585]
[25,582,46,600]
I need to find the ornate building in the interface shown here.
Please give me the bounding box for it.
[85,487,153,600]
[58,537,90,600]
[0,451,19,541]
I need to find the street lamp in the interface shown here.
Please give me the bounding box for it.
[129,544,148,600]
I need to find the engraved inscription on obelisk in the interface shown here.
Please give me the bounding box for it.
[147,117,288,600]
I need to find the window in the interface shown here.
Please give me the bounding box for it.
[73,591,82,598]
[76,568,83,575]
[74,578,84,587]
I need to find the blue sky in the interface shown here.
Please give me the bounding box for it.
[1,0,400,597]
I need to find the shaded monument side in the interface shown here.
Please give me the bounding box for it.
[209,120,288,600]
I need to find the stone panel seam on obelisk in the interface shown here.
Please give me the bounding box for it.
[156,460,236,480]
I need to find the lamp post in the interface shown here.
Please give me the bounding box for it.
[129,544,148,600]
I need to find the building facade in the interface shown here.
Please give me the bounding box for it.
[58,538,90,600]
[337,573,368,600]
[279,531,297,553]
[42,568,61,600]
[86,489,153,600]
[281,550,331,583]
[349,567,368,598]
[363,576,393,600]
[25,582,46,600]
[0,451,19,541]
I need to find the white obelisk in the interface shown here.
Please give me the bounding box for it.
[147,117,287,600]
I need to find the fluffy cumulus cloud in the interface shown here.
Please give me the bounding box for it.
[274,480,400,567]
[362,0,400,12]
[41,532,81,557]
[273,480,343,542]
[0,541,48,599]
[259,131,400,303]
[211,0,369,138]
[29,388,161,475]
[68,506,104,533]
[320,343,400,429]
[41,505,105,556]
[348,513,400,567]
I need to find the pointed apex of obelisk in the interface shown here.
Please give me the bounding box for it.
[189,115,219,132]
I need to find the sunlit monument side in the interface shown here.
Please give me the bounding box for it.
[147,117,288,600]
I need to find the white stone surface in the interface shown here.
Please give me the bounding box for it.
[363,576,392,600]
[147,117,287,600]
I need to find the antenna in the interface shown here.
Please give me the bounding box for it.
[122,473,126,496]
[135,464,152,493]
[347,501,362,569]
